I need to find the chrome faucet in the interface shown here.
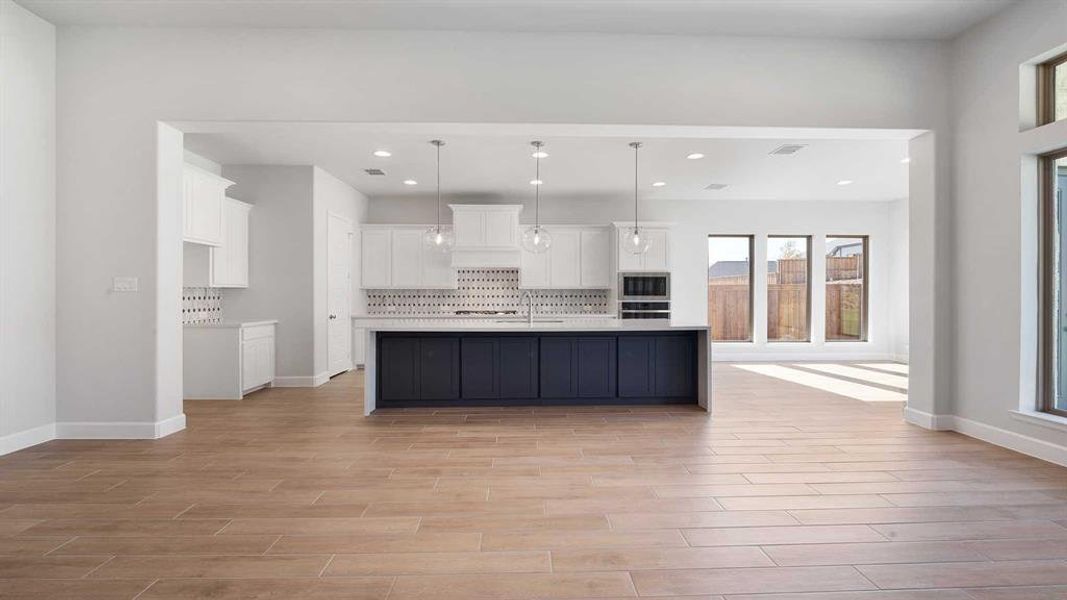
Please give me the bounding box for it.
[521,291,535,325]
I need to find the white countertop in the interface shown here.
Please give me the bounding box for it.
[353,313,617,320]
[184,319,278,329]
[359,317,707,332]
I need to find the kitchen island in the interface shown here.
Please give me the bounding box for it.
[358,319,710,414]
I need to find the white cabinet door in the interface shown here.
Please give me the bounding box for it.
[352,325,366,366]
[549,230,581,288]
[361,230,392,288]
[210,199,250,287]
[520,246,550,288]
[643,229,670,271]
[580,228,611,288]
[183,165,233,247]
[241,333,275,393]
[452,210,486,247]
[421,233,458,288]
[390,229,423,288]
[485,211,517,247]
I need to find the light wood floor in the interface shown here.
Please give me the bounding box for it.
[2,363,1067,599]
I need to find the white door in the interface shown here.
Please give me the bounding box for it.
[327,213,353,377]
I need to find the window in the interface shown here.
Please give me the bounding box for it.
[708,236,753,342]
[1041,150,1067,415]
[825,236,869,342]
[1039,52,1067,125]
[767,236,811,342]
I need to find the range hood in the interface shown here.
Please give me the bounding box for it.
[449,204,523,268]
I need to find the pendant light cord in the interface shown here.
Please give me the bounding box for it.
[631,141,641,231]
[535,143,541,229]
[435,141,442,230]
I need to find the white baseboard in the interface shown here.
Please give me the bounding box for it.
[273,372,331,388]
[0,423,57,456]
[56,414,187,440]
[951,414,1067,469]
[903,407,954,430]
[904,409,1067,469]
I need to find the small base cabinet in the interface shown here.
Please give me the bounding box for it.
[184,321,276,400]
[376,331,696,408]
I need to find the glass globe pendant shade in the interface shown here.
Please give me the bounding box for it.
[521,225,553,254]
[422,225,455,253]
[621,226,652,255]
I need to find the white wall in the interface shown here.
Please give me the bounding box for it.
[53,26,951,434]
[888,198,910,361]
[944,0,1067,458]
[368,196,907,360]
[0,0,56,453]
[219,165,316,382]
[312,167,368,378]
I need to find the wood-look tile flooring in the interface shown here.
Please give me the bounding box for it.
[3,363,1067,599]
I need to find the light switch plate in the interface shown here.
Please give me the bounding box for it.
[112,277,139,292]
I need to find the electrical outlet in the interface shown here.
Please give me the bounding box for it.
[112,277,139,292]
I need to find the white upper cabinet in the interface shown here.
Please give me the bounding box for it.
[182,163,234,247]
[519,226,611,289]
[209,198,251,288]
[390,229,423,288]
[360,229,392,288]
[359,226,458,290]
[183,197,251,288]
[580,228,612,288]
[616,224,672,272]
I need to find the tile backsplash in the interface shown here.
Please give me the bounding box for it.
[366,269,609,316]
[182,287,222,324]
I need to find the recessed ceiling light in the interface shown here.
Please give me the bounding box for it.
[900,157,912,164]
[403,179,418,185]
[651,181,666,187]
[686,153,705,160]
[529,179,543,186]
[837,180,854,186]
[531,151,549,159]
[373,150,392,157]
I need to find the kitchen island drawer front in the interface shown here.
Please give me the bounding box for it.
[618,336,656,397]
[655,334,696,398]
[576,337,617,398]
[498,337,539,398]
[380,337,420,401]
[540,337,578,398]
[461,338,500,399]
[418,337,460,400]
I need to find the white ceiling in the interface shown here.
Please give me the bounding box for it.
[183,125,909,202]
[20,0,1012,40]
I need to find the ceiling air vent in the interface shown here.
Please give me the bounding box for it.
[364,168,386,176]
[704,183,729,190]
[769,144,806,156]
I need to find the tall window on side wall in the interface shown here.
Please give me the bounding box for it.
[1039,51,1067,125]
[1041,150,1067,416]
[708,236,753,342]
[825,236,869,342]
[767,236,811,342]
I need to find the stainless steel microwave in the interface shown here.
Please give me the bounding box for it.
[618,272,670,301]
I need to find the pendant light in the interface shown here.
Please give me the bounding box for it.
[621,141,652,255]
[521,141,552,254]
[422,139,454,253]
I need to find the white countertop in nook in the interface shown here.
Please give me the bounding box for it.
[357,317,708,332]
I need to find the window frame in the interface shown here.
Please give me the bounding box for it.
[707,234,755,343]
[1038,51,1067,126]
[766,235,813,343]
[1040,148,1067,417]
[824,235,870,343]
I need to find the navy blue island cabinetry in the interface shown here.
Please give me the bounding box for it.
[375,331,699,408]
